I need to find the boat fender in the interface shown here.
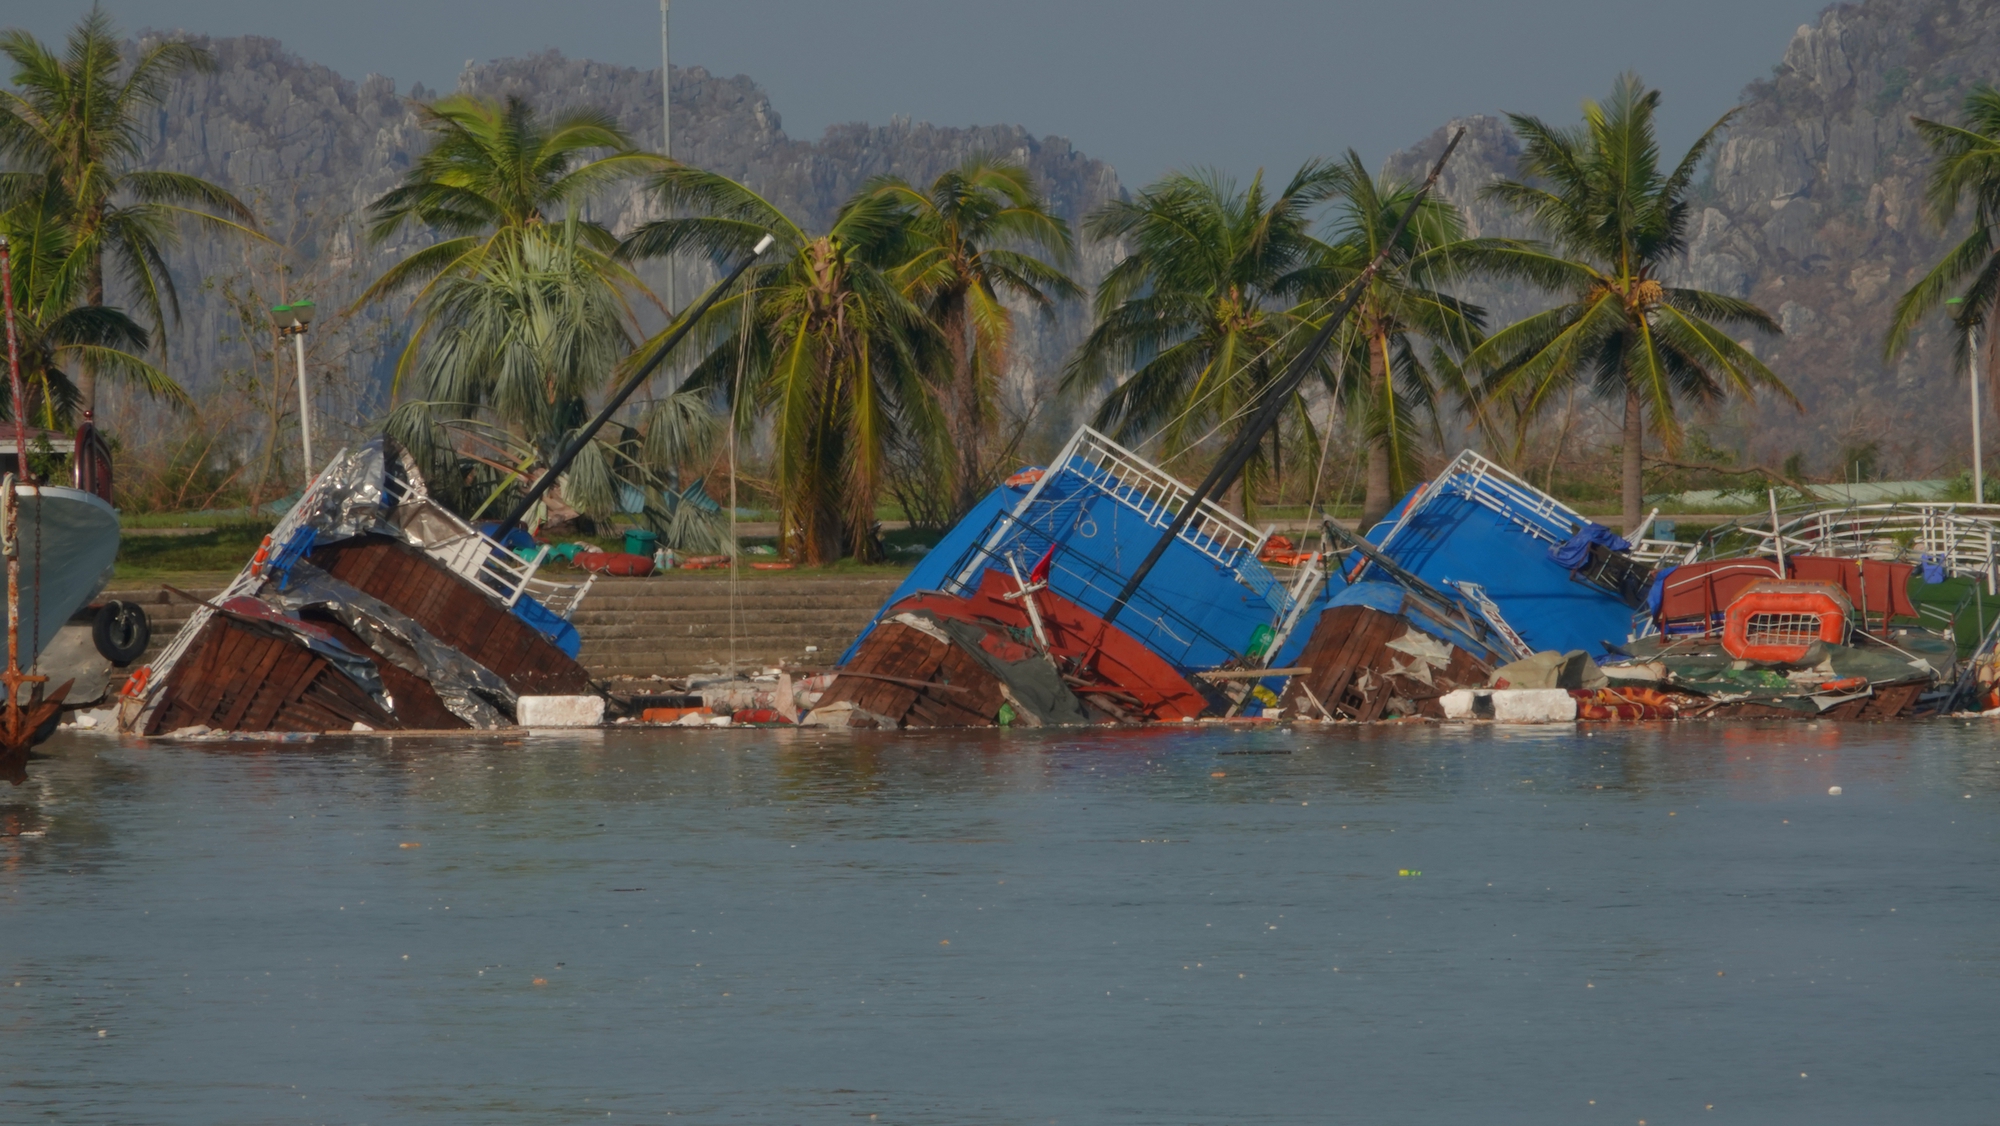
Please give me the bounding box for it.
[92,601,150,666]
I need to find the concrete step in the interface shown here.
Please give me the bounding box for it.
[100,576,890,679]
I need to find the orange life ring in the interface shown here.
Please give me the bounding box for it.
[1721,580,1851,663]
[118,666,151,699]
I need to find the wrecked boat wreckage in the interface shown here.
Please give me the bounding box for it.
[117,440,594,736]
[810,434,1997,729]
[812,128,2000,730]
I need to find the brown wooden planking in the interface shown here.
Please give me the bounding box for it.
[817,621,1015,728]
[217,630,293,731]
[819,624,941,719]
[309,536,590,695]
[148,615,401,734]
[1282,605,1479,722]
[311,616,466,730]
[234,646,304,731]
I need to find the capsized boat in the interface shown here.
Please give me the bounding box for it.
[815,427,1342,727]
[118,440,596,736]
[1362,449,1683,660]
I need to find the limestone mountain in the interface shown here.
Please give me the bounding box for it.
[121,35,1122,447]
[1386,0,2000,477]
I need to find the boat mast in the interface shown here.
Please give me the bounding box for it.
[488,233,775,542]
[0,236,54,775]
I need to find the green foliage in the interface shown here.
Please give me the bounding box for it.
[1060,161,1345,515]
[1293,151,1524,519]
[0,10,255,411]
[621,164,945,563]
[113,522,271,581]
[870,156,1079,516]
[1888,85,2000,363]
[1468,74,1790,529]
[1943,469,2000,501]
[0,179,173,429]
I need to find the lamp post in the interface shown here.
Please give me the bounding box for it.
[1949,296,1983,504]
[271,300,316,485]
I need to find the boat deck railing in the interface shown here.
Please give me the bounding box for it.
[384,458,594,619]
[953,426,1294,621]
[1719,502,2000,586]
[1376,450,1593,556]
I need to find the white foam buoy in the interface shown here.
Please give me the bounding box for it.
[517,695,606,727]
[1828,786,1842,796]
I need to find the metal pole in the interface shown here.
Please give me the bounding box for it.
[292,330,314,485]
[660,0,674,317]
[489,232,774,541]
[1973,324,1984,505]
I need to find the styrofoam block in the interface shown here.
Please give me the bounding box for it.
[518,695,606,727]
[1440,689,1483,720]
[1489,688,1577,724]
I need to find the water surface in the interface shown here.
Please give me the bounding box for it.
[4,720,1998,1123]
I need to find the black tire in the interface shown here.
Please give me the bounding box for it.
[92,601,150,666]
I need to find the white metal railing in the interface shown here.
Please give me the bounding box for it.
[385,455,593,620]
[1447,580,1535,661]
[1375,449,1593,557]
[1726,502,2000,586]
[1060,427,1266,565]
[952,426,1284,610]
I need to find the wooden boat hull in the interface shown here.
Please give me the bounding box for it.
[11,483,119,670]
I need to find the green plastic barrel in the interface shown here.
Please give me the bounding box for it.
[624,528,659,556]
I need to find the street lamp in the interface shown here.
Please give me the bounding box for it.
[271,300,316,486]
[1948,296,1982,504]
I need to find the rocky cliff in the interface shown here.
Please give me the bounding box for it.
[120,36,1123,450]
[1386,0,1999,476]
[78,0,2000,476]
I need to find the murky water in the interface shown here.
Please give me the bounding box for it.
[3,720,1998,1124]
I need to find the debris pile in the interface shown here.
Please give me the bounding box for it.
[814,426,2000,728]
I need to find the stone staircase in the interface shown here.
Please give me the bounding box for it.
[101,574,904,681]
[567,576,902,677]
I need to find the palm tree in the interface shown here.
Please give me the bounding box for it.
[361,93,660,386]
[1466,75,1791,533]
[387,217,717,538]
[0,178,184,430]
[869,157,1079,516]
[0,10,254,413]
[1294,152,1496,523]
[1061,162,1343,515]
[1887,85,2000,380]
[620,164,944,564]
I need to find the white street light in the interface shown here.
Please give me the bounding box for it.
[272,300,316,485]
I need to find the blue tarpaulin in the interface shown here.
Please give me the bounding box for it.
[510,596,582,658]
[1646,567,1671,618]
[1549,523,1630,571]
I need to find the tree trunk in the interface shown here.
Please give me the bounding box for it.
[945,300,983,518]
[1361,331,1392,526]
[1622,387,1644,534]
[81,260,103,415]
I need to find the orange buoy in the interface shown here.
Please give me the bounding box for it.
[1721,579,1852,663]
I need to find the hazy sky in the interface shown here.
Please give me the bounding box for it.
[15,0,1834,186]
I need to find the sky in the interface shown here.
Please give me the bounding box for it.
[15,0,1836,186]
